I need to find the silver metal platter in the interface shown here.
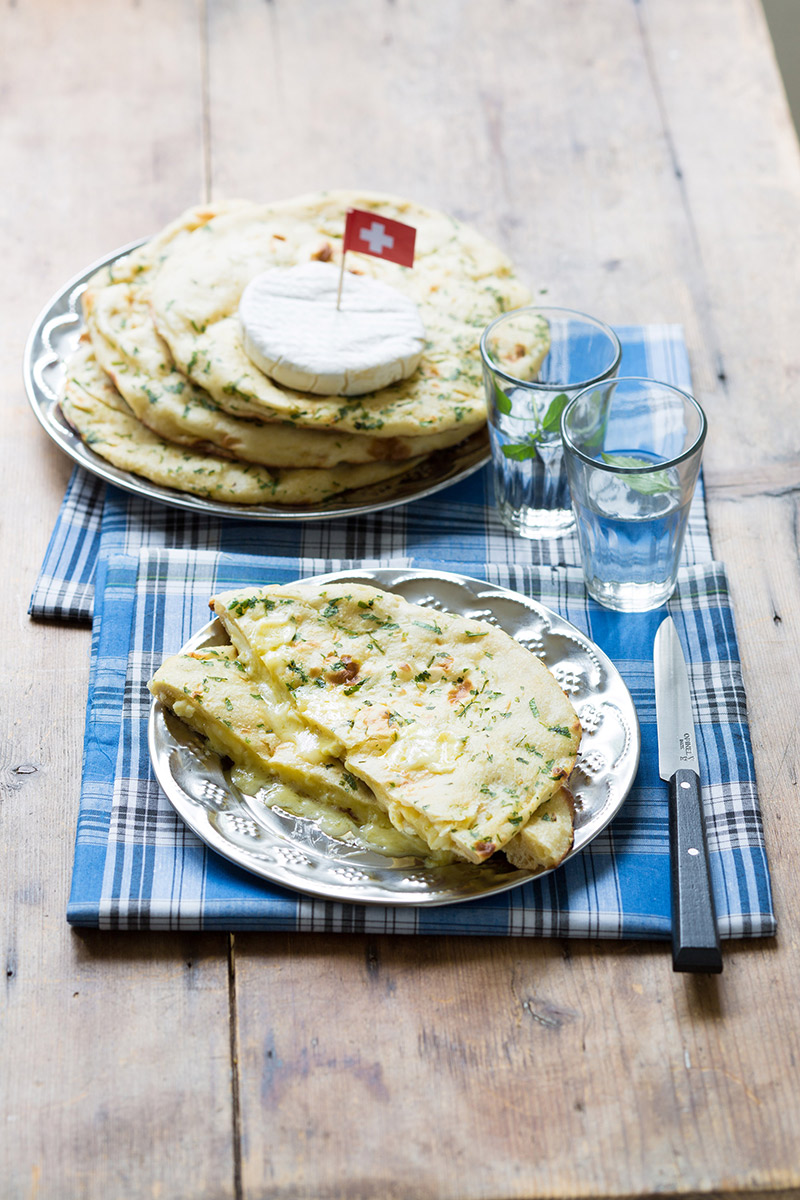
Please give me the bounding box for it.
[148,568,640,906]
[23,243,489,522]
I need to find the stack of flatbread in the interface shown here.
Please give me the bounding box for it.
[60,191,532,506]
[150,581,581,872]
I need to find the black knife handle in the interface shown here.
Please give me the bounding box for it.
[668,769,723,973]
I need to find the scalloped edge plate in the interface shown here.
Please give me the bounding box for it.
[148,568,640,906]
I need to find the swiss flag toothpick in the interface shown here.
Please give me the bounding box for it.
[337,208,417,308]
[343,208,417,267]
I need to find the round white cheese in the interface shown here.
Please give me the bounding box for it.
[238,261,426,396]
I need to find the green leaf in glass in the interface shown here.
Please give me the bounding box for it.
[600,452,677,495]
[492,379,513,416]
[501,441,539,461]
[540,392,570,433]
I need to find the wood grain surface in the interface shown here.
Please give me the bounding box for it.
[2,2,799,1198]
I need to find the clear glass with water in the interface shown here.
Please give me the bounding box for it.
[488,385,576,538]
[481,308,621,540]
[561,379,707,611]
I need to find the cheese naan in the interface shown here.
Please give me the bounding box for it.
[61,345,420,505]
[210,582,581,863]
[84,263,483,467]
[149,190,531,438]
[149,643,444,861]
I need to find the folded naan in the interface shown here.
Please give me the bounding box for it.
[210,582,581,863]
[149,644,441,860]
[504,787,575,870]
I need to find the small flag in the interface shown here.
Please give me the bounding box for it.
[343,208,416,268]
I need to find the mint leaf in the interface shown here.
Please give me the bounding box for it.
[492,379,512,416]
[601,453,656,470]
[501,441,539,461]
[541,392,570,433]
[600,452,677,495]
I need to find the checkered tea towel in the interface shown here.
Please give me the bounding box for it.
[66,547,774,938]
[30,326,710,622]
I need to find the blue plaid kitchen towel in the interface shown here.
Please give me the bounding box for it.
[31,321,773,934]
[66,547,775,937]
[30,326,709,621]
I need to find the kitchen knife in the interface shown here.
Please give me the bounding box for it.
[654,616,722,974]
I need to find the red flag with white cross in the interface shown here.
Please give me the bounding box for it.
[343,208,416,268]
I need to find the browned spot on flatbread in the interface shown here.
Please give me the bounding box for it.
[326,655,360,685]
[367,437,405,462]
[448,680,474,705]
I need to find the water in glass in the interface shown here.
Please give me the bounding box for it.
[488,390,574,538]
[573,461,690,610]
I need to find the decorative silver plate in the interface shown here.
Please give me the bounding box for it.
[148,568,640,906]
[23,243,489,522]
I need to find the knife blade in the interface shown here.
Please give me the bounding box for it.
[654,616,722,974]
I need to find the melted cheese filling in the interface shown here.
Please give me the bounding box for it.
[380,728,464,774]
[231,766,447,861]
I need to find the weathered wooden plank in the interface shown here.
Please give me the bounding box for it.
[4,0,800,1197]
[205,0,704,325]
[0,2,235,1197]
[203,1,800,1197]
[639,0,800,1169]
[637,0,800,913]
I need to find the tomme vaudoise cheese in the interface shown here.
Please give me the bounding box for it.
[238,262,427,396]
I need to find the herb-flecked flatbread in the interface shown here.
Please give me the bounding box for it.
[149,637,577,873]
[149,644,377,816]
[504,787,575,869]
[60,345,421,505]
[149,190,531,438]
[84,277,483,468]
[149,644,447,861]
[209,582,581,863]
[61,193,531,507]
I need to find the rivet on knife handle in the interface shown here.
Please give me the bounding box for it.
[668,767,722,973]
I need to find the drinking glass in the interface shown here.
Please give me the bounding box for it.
[561,377,707,611]
[480,307,621,538]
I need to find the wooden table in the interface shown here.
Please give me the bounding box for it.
[3,2,799,1196]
